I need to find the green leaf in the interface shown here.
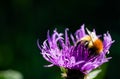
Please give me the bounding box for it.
[86,69,101,79]
[0,70,23,79]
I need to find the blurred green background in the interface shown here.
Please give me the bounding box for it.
[0,0,119,79]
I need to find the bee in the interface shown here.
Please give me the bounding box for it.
[77,28,103,55]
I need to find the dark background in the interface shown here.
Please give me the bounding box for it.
[0,0,119,79]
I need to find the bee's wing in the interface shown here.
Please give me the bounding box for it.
[86,28,98,42]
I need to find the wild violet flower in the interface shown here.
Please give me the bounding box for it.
[37,24,114,79]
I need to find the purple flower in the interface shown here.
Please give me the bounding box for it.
[37,24,114,74]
